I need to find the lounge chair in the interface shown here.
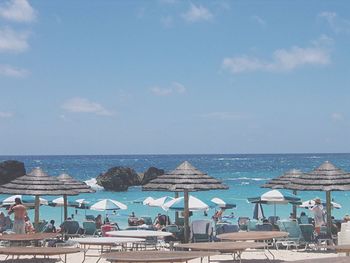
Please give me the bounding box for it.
[275,220,304,249]
[141,216,153,226]
[61,220,81,238]
[247,219,258,231]
[85,215,95,221]
[35,220,48,233]
[298,215,309,225]
[300,224,315,249]
[83,221,99,236]
[216,223,239,235]
[268,216,280,225]
[256,223,273,231]
[237,217,250,231]
[191,220,212,243]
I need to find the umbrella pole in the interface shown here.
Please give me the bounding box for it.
[326,191,332,236]
[274,203,276,218]
[292,190,297,219]
[184,190,190,243]
[63,195,68,221]
[174,192,179,224]
[34,195,40,229]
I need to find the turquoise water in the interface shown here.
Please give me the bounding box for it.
[1,154,350,228]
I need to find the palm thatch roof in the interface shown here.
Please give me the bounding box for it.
[285,161,350,191]
[142,161,228,192]
[261,169,303,189]
[57,173,95,194]
[0,168,78,196]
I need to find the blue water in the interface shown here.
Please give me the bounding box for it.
[1,154,350,228]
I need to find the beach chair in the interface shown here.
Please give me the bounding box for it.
[275,220,304,249]
[238,217,250,231]
[299,224,315,250]
[268,216,280,225]
[256,223,273,231]
[298,215,309,225]
[141,216,153,226]
[247,219,258,231]
[216,223,239,235]
[35,220,48,233]
[83,221,99,236]
[190,220,213,243]
[85,215,95,221]
[61,220,81,238]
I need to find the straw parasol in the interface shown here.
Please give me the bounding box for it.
[142,161,228,242]
[0,168,78,227]
[261,169,303,217]
[57,173,95,221]
[285,161,350,234]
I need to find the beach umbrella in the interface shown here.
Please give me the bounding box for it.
[253,203,265,220]
[90,199,128,211]
[1,195,48,208]
[147,196,174,207]
[300,199,341,209]
[0,168,78,228]
[75,198,90,207]
[162,195,209,212]
[210,197,236,209]
[57,173,95,221]
[248,189,301,217]
[143,161,228,242]
[142,197,154,205]
[285,161,350,235]
[261,169,303,218]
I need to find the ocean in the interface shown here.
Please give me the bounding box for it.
[1,154,350,228]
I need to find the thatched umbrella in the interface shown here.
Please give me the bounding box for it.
[0,168,78,228]
[261,169,303,217]
[142,161,228,243]
[285,161,350,235]
[57,173,95,221]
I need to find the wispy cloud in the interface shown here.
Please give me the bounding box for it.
[0,64,28,77]
[331,112,344,122]
[0,111,14,118]
[318,11,350,34]
[0,27,30,53]
[182,4,213,23]
[150,82,186,96]
[222,37,331,74]
[251,15,266,27]
[0,0,37,23]
[62,97,114,116]
[201,112,247,121]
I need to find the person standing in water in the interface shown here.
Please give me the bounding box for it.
[8,197,27,234]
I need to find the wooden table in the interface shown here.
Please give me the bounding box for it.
[0,233,58,242]
[106,230,173,238]
[101,250,218,263]
[284,257,348,263]
[175,242,266,263]
[0,247,80,263]
[74,237,145,263]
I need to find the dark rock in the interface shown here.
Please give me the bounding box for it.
[96,166,141,191]
[141,167,164,185]
[0,160,26,185]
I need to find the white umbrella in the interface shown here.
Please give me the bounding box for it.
[90,199,127,211]
[147,196,174,207]
[300,199,341,209]
[211,197,236,209]
[2,195,48,207]
[162,195,209,212]
[142,197,154,206]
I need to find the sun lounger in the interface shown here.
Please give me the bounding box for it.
[61,220,81,238]
[237,217,250,231]
[275,220,304,249]
[191,220,212,243]
[83,221,99,236]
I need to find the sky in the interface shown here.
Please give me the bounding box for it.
[0,0,350,155]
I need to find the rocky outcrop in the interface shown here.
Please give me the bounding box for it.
[141,167,164,185]
[96,166,142,191]
[0,160,26,185]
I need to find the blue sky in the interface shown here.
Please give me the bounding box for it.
[0,0,350,155]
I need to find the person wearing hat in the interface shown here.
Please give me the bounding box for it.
[310,198,325,234]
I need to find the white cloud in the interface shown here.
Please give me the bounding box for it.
[182,4,213,23]
[0,64,28,77]
[222,39,331,74]
[0,0,37,23]
[318,11,350,34]
[0,112,14,118]
[150,82,186,96]
[251,15,266,27]
[331,113,344,122]
[0,27,30,53]
[62,97,114,116]
[201,112,246,121]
